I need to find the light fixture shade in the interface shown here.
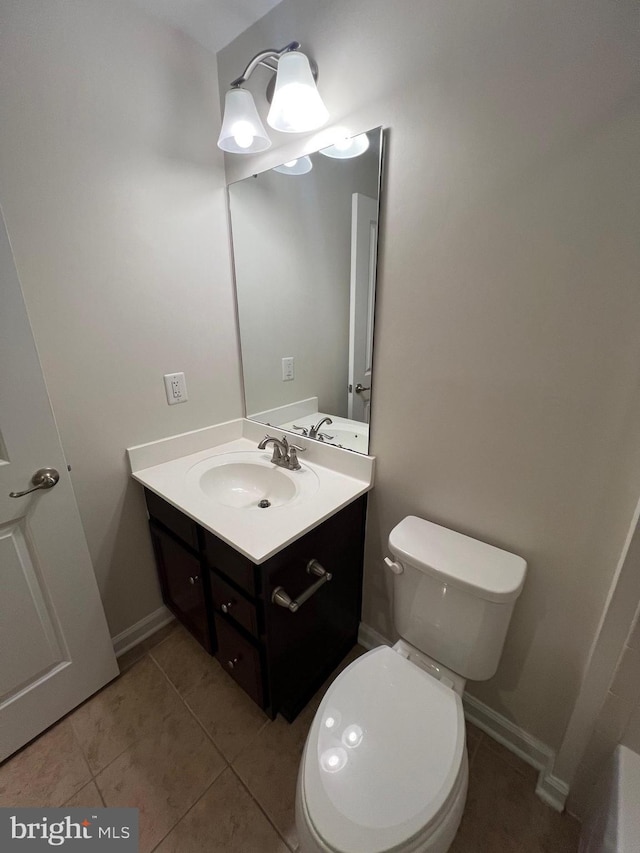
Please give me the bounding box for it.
[272,155,313,175]
[320,132,370,159]
[267,51,329,133]
[217,88,271,154]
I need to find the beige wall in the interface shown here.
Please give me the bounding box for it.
[218,0,640,752]
[569,594,640,812]
[560,508,640,814]
[0,0,243,636]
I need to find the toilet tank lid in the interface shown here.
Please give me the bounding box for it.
[388,516,526,603]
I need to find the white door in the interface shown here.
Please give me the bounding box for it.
[0,208,118,761]
[348,193,378,423]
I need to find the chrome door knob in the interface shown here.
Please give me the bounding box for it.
[10,467,60,498]
[354,383,370,394]
[188,575,200,585]
[227,657,240,670]
[221,602,233,613]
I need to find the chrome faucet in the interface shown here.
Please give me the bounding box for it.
[308,416,334,441]
[258,435,305,470]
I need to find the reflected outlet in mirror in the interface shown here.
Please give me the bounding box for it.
[228,127,384,454]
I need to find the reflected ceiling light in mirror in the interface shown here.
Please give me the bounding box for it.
[217,89,271,154]
[320,131,370,159]
[273,155,313,175]
[218,42,329,154]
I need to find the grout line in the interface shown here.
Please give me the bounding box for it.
[78,656,161,784]
[147,651,232,762]
[148,650,291,848]
[81,632,292,849]
[65,719,94,794]
[148,643,271,765]
[147,774,227,853]
[229,765,297,852]
[147,647,290,851]
[93,650,226,851]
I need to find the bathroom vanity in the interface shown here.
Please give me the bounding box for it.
[128,419,374,721]
[146,488,366,720]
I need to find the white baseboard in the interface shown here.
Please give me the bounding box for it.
[111,606,175,657]
[463,692,569,812]
[535,770,570,812]
[357,622,569,812]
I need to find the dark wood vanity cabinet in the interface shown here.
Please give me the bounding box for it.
[144,488,367,721]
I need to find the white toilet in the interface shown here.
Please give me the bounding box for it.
[296,515,527,853]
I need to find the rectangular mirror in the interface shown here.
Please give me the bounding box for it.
[228,127,384,455]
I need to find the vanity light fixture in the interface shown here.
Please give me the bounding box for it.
[273,155,313,175]
[320,131,370,159]
[217,41,329,154]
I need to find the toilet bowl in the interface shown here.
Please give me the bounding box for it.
[296,645,468,853]
[295,515,527,853]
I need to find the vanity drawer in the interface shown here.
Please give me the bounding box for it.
[214,614,263,706]
[210,572,258,638]
[145,489,198,552]
[203,530,256,596]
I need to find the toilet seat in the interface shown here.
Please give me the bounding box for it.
[301,646,466,853]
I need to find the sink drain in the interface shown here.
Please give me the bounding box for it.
[258,499,271,509]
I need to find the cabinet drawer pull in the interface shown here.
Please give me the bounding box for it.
[227,656,240,670]
[188,575,200,585]
[221,601,233,613]
[271,559,332,613]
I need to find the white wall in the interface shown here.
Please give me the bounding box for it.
[218,0,640,752]
[0,0,243,636]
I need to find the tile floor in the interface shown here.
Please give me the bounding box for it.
[0,623,581,852]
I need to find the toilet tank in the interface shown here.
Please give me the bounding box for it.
[388,517,526,681]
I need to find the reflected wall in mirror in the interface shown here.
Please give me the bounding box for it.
[228,127,383,455]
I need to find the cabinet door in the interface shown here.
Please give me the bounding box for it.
[150,523,212,652]
[263,497,366,720]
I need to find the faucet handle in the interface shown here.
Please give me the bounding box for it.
[287,444,305,470]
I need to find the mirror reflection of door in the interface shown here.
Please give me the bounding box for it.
[348,193,378,423]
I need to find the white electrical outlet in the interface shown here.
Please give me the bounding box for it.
[163,372,188,405]
[282,356,295,382]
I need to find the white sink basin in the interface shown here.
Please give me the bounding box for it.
[186,451,319,509]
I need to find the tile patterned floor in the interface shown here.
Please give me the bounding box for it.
[0,624,581,852]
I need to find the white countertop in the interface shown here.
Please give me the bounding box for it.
[128,419,375,564]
